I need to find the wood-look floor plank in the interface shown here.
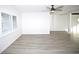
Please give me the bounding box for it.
[2,31,79,54]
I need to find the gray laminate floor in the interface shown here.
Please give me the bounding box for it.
[2,31,79,54]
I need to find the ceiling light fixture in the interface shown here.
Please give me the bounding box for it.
[51,10,54,12]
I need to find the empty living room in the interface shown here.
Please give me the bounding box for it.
[0,5,79,54]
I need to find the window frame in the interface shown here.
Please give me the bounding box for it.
[0,12,17,38]
[12,15,17,30]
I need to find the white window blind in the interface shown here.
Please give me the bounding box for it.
[13,16,17,29]
[0,12,17,36]
[1,13,12,33]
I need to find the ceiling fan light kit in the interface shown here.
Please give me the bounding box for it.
[51,10,54,12]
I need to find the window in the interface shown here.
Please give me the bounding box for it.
[1,13,12,33]
[0,12,17,35]
[13,16,17,29]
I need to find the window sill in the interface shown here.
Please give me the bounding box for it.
[0,29,17,38]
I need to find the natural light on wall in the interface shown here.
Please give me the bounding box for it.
[65,29,68,32]
[72,25,76,33]
[77,18,79,33]
[77,24,79,33]
[71,17,79,34]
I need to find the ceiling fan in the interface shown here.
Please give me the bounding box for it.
[47,5,63,14]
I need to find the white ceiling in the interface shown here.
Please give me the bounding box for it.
[15,5,79,14]
[15,5,50,12]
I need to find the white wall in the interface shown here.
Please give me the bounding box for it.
[0,6,22,53]
[50,14,70,31]
[22,12,51,34]
[50,14,54,31]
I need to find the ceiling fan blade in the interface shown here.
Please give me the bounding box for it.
[56,6,63,9]
[46,7,51,11]
[55,9,62,11]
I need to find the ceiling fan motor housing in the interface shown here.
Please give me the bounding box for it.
[51,5,56,11]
